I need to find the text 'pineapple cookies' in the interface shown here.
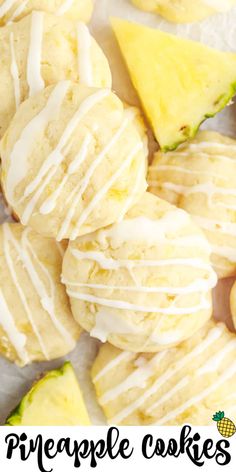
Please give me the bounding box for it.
[62,192,217,352]
[131,0,236,23]
[0,11,111,137]
[148,130,236,279]
[0,223,81,367]
[91,320,236,425]
[0,81,148,240]
[0,0,94,26]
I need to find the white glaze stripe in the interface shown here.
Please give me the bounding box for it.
[71,142,143,238]
[63,272,216,294]
[0,288,28,364]
[27,11,45,97]
[8,0,29,22]
[21,89,110,225]
[3,224,49,359]
[7,81,70,203]
[93,351,135,382]
[108,326,224,423]
[197,339,236,375]
[147,377,190,414]
[71,250,214,271]
[20,228,75,347]
[149,165,226,181]
[194,216,236,237]
[40,133,92,215]
[56,108,136,240]
[57,0,74,15]
[99,351,167,405]
[67,290,211,315]
[10,32,20,108]
[0,0,18,16]
[156,362,236,426]
[77,22,93,86]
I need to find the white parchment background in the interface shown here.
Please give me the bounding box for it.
[1,0,236,425]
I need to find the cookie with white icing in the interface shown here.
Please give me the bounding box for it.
[1,82,148,240]
[0,11,111,137]
[62,192,216,352]
[131,0,236,23]
[0,223,81,367]
[91,320,236,425]
[0,0,94,26]
[148,130,236,279]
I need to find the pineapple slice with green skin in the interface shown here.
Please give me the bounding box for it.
[5,362,91,426]
[111,18,236,151]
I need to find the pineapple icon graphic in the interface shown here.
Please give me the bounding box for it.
[213,411,236,438]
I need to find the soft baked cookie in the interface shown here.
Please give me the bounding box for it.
[0,82,148,240]
[62,192,217,352]
[0,11,111,137]
[0,0,94,26]
[131,0,236,23]
[148,130,236,279]
[91,320,236,425]
[0,223,81,367]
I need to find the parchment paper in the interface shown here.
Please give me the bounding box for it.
[1,0,236,425]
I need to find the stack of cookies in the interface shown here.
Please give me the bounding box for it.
[1,0,236,426]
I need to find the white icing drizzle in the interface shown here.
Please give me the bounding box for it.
[40,133,92,215]
[186,141,236,153]
[2,224,49,359]
[93,351,135,383]
[7,81,70,204]
[211,244,236,263]
[26,11,45,97]
[63,270,216,295]
[20,228,75,347]
[0,0,18,17]
[7,0,29,22]
[164,150,236,165]
[158,181,236,211]
[195,215,236,237]
[56,107,137,241]
[9,31,20,109]
[99,351,167,405]
[90,309,142,342]
[21,88,110,225]
[57,0,74,15]
[107,326,224,423]
[71,249,214,272]
[147,377,190,414]
[149,164,225,181]
[156,362,236,426]
[197,339,236,375]
[70,141,143,238]
[77,22,93,86]
[0,288,28,364]
[67,290,211,315]
[95,210,192,247]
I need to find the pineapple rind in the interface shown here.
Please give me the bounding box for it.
[163,82,236,152]
[5,362,90,426]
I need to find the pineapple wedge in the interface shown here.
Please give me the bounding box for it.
[5,362,91,426]
[112,18,236,151]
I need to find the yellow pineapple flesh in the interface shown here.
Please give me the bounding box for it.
[112,18,236,151]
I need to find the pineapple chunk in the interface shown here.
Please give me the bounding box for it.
[5,362,91,426]
[112,18,236,151]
